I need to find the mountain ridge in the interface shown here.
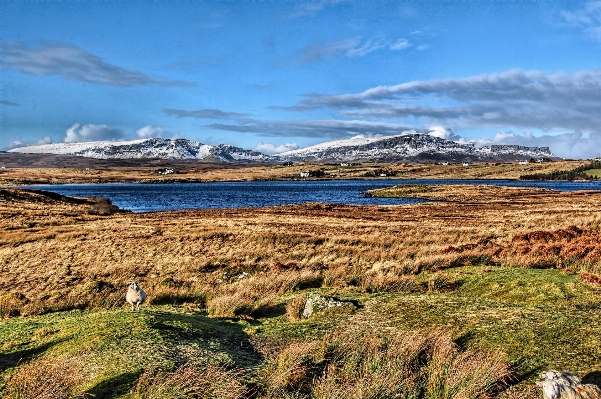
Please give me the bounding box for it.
[8,134,554,163]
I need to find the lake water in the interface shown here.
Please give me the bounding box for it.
[23,179,601,213]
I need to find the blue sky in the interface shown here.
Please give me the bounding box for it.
[2,1,601,158]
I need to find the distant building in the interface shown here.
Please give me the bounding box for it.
[340,163,350,166]
[442,162,449,166]
[462,162,470,167]
[300,171,311,178]
[518,160,529,165]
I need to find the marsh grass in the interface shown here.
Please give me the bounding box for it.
[207,270,321,319]
[129,364,248,399]
[5,356,86,399]
[261,330,512,399]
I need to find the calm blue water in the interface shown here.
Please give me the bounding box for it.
[23,179,601,213]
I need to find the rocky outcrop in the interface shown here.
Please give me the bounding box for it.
[302,293,357,318]
[536,370,601,399]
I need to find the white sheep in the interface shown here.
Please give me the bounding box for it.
[126,282,147,311]
[536,370,601,399]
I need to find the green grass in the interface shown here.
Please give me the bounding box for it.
[0,307,261,398]
[584,169,601,178]
[258,267,601,382]
[1,267,601,397]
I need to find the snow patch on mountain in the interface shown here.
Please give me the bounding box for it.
[8,134,554,163]
[8,138,271,162]
[277,133,553,162]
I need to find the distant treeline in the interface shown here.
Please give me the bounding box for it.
[520,160,601,181]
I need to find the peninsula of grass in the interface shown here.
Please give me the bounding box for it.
[2,184,601,398]
[520,159,601,181]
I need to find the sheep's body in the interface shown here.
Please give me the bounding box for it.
[126,282,146,311]
[536,370,601,399]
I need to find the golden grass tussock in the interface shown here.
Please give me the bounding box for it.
[1,185,601,317]
[5,356,86,399]
[129,364,248,399]
[286,294,308,321]
[207,269,321,318]
[260,329,513,399]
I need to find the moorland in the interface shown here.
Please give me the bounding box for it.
[1,161,601,398]
[0,153,594,184]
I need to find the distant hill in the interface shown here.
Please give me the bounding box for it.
[277,134,554,163]
[9,134,554,163]
[8,138,271,163]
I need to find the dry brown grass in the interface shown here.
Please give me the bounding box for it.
[286,294,308,321]
[129,364,248,399]
[260,329,512,399]
[0,160,589,185]
[5,356,86,399]
[1,185,600,317]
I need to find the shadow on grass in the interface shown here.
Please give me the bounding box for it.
[84,371,144,399]
[0,338,67,372]
[147,310,265,369]
[251,302,287,319]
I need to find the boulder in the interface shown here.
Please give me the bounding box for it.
[302,293,357,318]
[536,370,601,399]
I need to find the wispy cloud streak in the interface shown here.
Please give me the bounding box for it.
[0,100,19,106]
[0,41,192,87]
[284,68,601,132]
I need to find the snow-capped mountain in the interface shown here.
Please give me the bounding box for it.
[8,134,554,163]
[9,138,271,162]
[276,134,553,162]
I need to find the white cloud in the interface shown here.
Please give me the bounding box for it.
[427,125,457,140]
[9,141,25,149]
[478,131,601,159]
[136,125,170,138]
[345,38,388,57]
[279,36,416,64]
[254,142,299,155]
[38,136,53,145]
[390,39,411,50]
[559,1,601,41]
[286,0,344,19]
[206,118,423,139]
[9,136,53,149]
[416,44,429,51]
[65,123,128,143]
[285,68,601,135]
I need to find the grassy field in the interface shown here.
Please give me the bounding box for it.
[0,160,592,185]
[585,169,601,178]
[1,184,601,398]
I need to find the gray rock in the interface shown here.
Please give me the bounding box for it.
[536,370,601,399]
[302,293,357,318]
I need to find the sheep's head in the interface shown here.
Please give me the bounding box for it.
[536,380,561,399]
[128,282,140,291]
